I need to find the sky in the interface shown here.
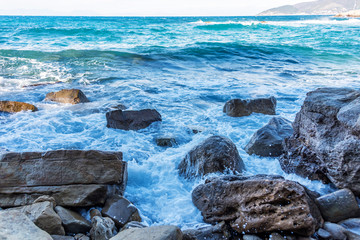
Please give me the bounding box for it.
[0,0,312,16]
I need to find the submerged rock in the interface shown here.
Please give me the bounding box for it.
[280,88,360,195]
[245,117,293,157]
[178,135,245,179]
[0,150,127,207]
[55,206,91,234]
[223,96,276,117]
[192,175,323,236]
[101,195,141,228]
[0,211,53,239]
[0,100,38,113]
[45,89,90,104]
[110,225,183,240]
[155,137,177,147]
[106,109,162,130]
[90,216,116,240]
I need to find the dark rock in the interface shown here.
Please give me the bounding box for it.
[90,216,116,240]
[317,228,332,240]
[90,209,102,219]
[74,233,90,240]
[101,196,141,228]
[269,232,285,240]
[0,101,38,113]
[0,150,127,208]
[110,225,183,240]
[55,206,91,234]
[155,137,177,147]
[45,89,90,104]
[52,236,75,240]
[339,218,360,239]
[106,109,162,130]
[192,175,323,236]
[316,189,360,222]
[178,136,245,179]
[223,96,276,117]
[182,221,230,240]
[245,117,293,157]
[323,222,347,240]
[121,221,147,231]
[280,88,360,195]
[0,211,52,239]
[5,201,65,235]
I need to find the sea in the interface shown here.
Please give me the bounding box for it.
[0,15,359,228]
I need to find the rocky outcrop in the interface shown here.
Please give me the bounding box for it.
[5,200,65,235]
[90,216,116,240]
[335,9,360,17]
[279,88,360,195]
[45,89,90,104]
[0,100,38,113]
[0,150,127,207]
[101,196,141,228]
[192,175,323,236]
[106,109,162,130]
[316,189,360,222]
[245,117,293,157]
[178,136,245,179]
[223,97,276,117]
[110,225,183,240]
[0,211,53,239]
[55,206,91,234]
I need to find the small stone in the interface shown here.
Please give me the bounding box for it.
[323,222,347,240]
[74,233,90,240]
[317,228,332,239]
[121,221,147,231]
[45,89,90,104]
[269,232,285,240]
[242,235,263,240]
[90,209,102,219]
[155,137,177,147]
[339,218,360,239]
[110,225,183,240]
[182,221,230,240]
[52,236,75,240]
[223,96,276,117]
[0,101,38,113]
[90,216,116,240]
[34,195,57,207]
[55,206,91,234]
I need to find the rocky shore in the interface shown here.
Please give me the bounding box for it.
[1,87,360,239]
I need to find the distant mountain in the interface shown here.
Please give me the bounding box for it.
[258,0,359,16]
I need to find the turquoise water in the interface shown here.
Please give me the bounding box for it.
[0,15,360,227]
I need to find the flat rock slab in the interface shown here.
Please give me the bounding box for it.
[0,150,127,207]
[223,97,276,117]
[106,109,162,130]
[0,100,38,113]
[192,175,323,236]
[0,211,53,240]
[45,89,90,104]
[110,225,183,240]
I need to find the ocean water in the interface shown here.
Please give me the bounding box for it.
[0,15,360,228]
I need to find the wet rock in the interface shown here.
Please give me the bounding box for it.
[223,96,276,117]
[55,206,91,234]
[178,135,245,178]
[74,233,90,240]
[245,117,293,157]
[5,201,65,235]
[280,88,360,195]
[269,232,285,240]
[0,150,127,207]
[316,189,360,222]
[121,221,147,231]
[339,218,360,239]
[323,222,347,240]
[0,211,52,239]
[110,225,183,240]
[192,175,323,236]
[182,221,230,240]
[106,109,162,130]
[0,100,38,113]
[33,195,57,207]
[242,235,263,240]
[317,228,332,239]
[45,89,90,104]
[101,196,141,228]
[52,236,75,240]
[155,137,177,147]
[90,209,102,219]
[90,216,116,240]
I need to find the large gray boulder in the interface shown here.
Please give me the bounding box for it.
[280,88,360,195]
[110,225,183,240]
[178,136,245,179]
[55,206,91,234]
[192,175,323,236]
[245,117,293,157]
[0,211,53,239]
[0,150,127,207]
[106,109,162,130]
[223,97,276,117]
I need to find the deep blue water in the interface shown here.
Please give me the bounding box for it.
[0,15,360,227]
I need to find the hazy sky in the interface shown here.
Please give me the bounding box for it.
[0,0,312,16]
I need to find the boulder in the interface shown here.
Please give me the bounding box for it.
[316,189,360,222]
[0,211,52,239]
[192,175,323,236]
[101,196,141,228]
[280,88,360,195]
[5,201,65,235]
[90,216,116,240]
[178,136,245,179]
[155,137,177,147]
[0,100,38,113]
[106,109,162,130]
[182,221,230,240]
[245,117,293,157]
[110,225,183,240]
[223,96,276,117]
[45,89,90,104]
[55,206,91,234]
[323,222,348,240]
[0,150,127,207]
